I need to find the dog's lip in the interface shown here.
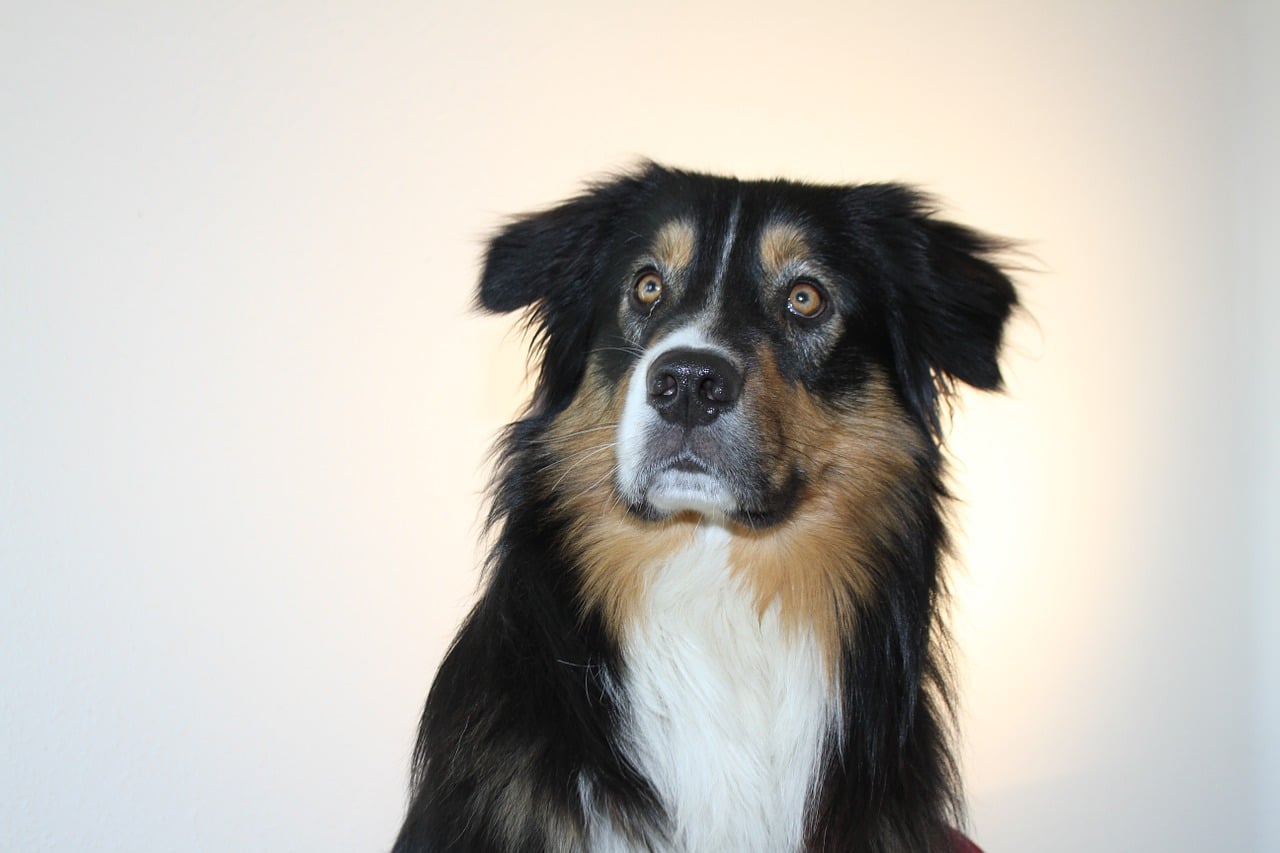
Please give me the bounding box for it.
[629,453,732,518]
[665,453,711,475]
[626,467,805,530]
[627,453,805,529]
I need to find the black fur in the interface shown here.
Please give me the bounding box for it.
[393,163,1017,852]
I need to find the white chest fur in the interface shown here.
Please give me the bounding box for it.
[606,525,836,852]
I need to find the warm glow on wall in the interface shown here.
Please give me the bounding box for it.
[2,2,1274,851]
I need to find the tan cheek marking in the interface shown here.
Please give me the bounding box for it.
[652,218,696,271]
[758,221,811,277]
[729,356,928,672]
[541,363,697,638]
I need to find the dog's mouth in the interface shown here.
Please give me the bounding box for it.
[627,449,804,529]
[642,452,734,518]
[666,454,709,475]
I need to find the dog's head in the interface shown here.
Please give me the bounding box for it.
[481,163,1016,535]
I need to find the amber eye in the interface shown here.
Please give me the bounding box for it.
[786,280,825,318]
[633,270,663,307]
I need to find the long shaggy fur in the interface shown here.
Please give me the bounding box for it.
[392,162,1017,853]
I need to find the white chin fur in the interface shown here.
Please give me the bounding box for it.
[646,470,737,517]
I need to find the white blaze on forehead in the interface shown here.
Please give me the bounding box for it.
[709,199,742,302]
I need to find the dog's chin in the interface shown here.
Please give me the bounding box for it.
[643,469,738,520]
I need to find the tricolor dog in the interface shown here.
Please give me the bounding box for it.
[392,163,1017,852]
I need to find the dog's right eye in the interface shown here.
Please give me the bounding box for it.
[632,270,664,308]
[786,280,826,320]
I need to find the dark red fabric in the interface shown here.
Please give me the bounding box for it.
[947,828,983,852]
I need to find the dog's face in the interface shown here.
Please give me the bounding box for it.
[608,208,893,527]
[480,164,1015,634]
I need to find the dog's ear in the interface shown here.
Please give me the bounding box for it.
[478,169,653,412]
[848,185,1019,437]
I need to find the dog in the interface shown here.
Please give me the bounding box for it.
[392,163,1017,852]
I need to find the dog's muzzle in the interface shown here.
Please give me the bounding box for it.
[614,334,754,520]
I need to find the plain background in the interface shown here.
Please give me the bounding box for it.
[3,1,1277,850]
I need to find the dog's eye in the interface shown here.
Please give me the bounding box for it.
[786,280,826,319]
[633,270,664,307]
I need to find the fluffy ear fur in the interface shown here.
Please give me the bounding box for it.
[478,169,653,413]
[846,186,1018,437]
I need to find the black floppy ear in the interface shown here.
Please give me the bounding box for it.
[478,169,653,412]
[852,186,1018,437]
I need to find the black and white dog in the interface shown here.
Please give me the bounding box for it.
[392,163,1017,852]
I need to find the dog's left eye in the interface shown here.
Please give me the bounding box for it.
[633,270,664,307]
[786,280,826,319]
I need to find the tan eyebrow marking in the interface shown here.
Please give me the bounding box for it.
[652,219,697,270]
[758,221,811,276]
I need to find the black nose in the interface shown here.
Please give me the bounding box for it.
[646,348,743,428]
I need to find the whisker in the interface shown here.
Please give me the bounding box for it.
[523,424,618,445]
[589,345,646,358]
[531,442,617,477]
[567,463,621,507]
[548,445,617,494]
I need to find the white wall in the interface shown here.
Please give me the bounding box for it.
[1,2,1272,850]
[1239,0,1280,848]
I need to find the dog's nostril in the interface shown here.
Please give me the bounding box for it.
[701,376,731,403]
[646,347,743,428]
[652,372,678,398]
